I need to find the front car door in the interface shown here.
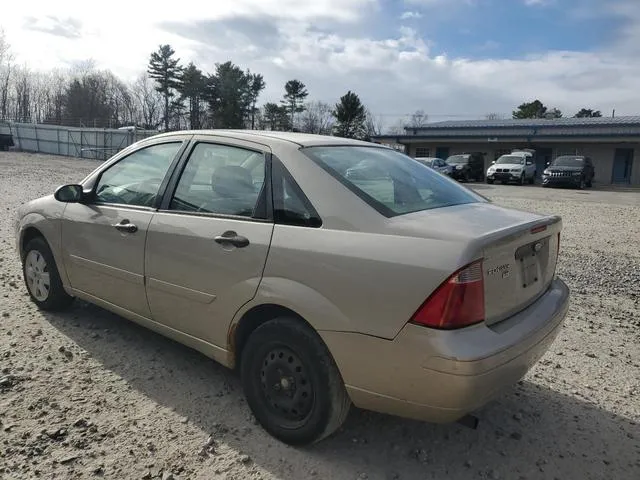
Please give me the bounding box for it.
[62,139,187,318]
[144,137,274,350]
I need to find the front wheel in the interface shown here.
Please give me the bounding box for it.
[241,318,351,445]
[22,237,74,311]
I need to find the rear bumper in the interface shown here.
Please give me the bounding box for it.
[321,278,570,423]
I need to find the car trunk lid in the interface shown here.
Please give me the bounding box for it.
[387,203,562,326]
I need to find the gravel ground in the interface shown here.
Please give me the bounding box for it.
[1,151,639,480]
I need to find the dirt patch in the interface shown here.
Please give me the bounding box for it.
[1,152,639,479]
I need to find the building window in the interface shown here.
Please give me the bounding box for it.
[415,147,430,158]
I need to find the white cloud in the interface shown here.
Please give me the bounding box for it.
[400,11,423,20]
[2,0,640,124]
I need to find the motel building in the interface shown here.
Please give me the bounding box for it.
[371,116,640,186]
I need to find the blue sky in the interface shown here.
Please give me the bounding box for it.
[3,0,640,127]
[390,0,622,60]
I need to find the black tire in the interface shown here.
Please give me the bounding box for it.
[486,179,494,184]
[22,237,74,311]
[519,173,525,185]
[240,318,351,446]
[586,177,593,188]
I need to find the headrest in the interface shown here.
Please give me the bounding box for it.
[211,165,254,197]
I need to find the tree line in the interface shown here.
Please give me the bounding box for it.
[0,31,609,138]
[0,34,383,139]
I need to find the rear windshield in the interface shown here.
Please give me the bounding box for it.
[552,156,584,167]
[496,155,525,165]
[446,155,469,165]
[302,146,484,217]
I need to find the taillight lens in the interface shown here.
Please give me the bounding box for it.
[410,260,485,330]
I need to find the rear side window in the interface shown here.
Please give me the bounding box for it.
[272,160,322,228]
[302,146,484,217]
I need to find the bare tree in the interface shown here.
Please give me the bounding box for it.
[0,29,14,120]
[364,108,384,139]
[386,118,407,135]
[131,73,162,129]
[13,66,31,122]
[408,109,428,128]
[299,100,333,134]
[485,112,502,120]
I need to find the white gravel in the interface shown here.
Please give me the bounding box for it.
[1,152,639,480]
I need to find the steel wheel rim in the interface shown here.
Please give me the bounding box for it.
[259,346,315,428]
[25,250,50,302]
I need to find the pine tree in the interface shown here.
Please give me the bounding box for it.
[177,62,206,129]
[281,79,308,130]
[332,91,366,139]
[147,44,182,131]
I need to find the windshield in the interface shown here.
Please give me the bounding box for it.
[446,155,469,165]
[495,155,525,165]
[552,156,584,167]
[302,146,484,217]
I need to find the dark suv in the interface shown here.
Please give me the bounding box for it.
[542,155,595,189]
[445,152,485,182]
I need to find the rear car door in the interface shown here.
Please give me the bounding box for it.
[62,139,186,317]
[144,137,274,347]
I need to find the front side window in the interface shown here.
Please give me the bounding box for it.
[95,142,182,207]
[303,146,484,217]
[169,143,266,218]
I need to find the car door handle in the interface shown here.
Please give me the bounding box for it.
[112,220,138,233]
[214,231,250,248]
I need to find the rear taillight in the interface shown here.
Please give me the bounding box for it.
[410,260,485,330]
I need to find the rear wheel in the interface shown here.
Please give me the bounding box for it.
[240,318,351,445]
[22,237,74,311]
[519,173,525,185]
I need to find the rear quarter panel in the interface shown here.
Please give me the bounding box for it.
[255,224,475,339]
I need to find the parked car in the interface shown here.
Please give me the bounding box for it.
[15,131,569,446]
[486,152,536,185]
[415,157,453,176]
[542,155,595,189]
[446,152,485,182]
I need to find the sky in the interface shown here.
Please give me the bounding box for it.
[2,0,639,126]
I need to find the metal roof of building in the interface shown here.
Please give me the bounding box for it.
[367,116,640,142]
[406,116,640,130]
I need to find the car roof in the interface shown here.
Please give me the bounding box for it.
[150,129,378,148]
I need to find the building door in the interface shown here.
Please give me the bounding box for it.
[435,147,450,159]
[612,148,634,184]
[535,148,552,179]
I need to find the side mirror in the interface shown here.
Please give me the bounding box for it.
[54,184,84,203]
[526,161,533,166]
[491,160,496,165]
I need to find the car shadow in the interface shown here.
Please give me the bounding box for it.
[42,301,639,480]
